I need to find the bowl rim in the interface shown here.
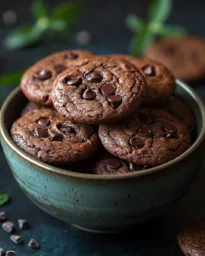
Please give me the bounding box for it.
[1,80,205,180]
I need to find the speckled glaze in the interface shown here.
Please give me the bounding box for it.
[0,81,205,233]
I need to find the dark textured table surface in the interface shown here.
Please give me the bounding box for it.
[1,1,205,255]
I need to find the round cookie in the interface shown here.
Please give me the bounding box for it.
[93,153,148,175]
[160,97,195,133]
[52,56,146,124]
[20,50,94,105]
[21,102,42,116]
[113,55,176,105]
[99,108,191,167]
[11,108,100,165]
[178,222,205,256]
[146,37,205,83]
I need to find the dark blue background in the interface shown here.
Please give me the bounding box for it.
[1,1,205,255]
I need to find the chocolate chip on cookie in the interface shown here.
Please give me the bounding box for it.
[146,37,205,83]
[52,56,146,124]
[20,50,94,105]
[11,108,100,165]
[113,55,176,105]
[99,108,191,167]
[178,222,205,256]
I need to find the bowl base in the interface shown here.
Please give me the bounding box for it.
[72,224,127,234]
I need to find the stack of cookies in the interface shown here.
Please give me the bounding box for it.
[10,50,195,175]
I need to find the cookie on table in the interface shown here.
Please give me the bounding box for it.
[11,108,100,165]
[146,37,205,83]
[160,97,195,133]
[52,56,146,124]
[20,50,94,105]
[178,222,205,256]
[113,55,176,105]
[99,108,191,167]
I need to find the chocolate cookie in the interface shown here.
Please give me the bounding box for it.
[160,97,195,132]
[99,108,191,166]
[52,56,146,124]
[11,108,100,165]
[113,55,176,105]
[21,102,41,116]
[178,222,205,256]
[146,37,205,83]
[20,50,94,105]
[93,153,148,175]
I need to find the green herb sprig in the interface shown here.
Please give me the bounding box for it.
[0,191,9,206]
[5,0,83,50]
[126,0,186,56]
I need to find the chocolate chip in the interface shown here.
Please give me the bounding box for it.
[137,128,153,138]
[107,95,122,108]
[0,248,4,256]
[37,118,50,127]
[28,239,40,249]
[6,251,16,256]
[18,219,30,229]
[34,128,49,138]
[65,76,82,86]
[58,124,76,135]
[54,64,67,74]
[138,114,154,125]
[10,235,23,244]
[86,71,103,83]
[130,137,144,148]
[143,66,156,76]
[65,52,78,60]
[2,221,15,233]
[82,89,95,100]
[101,84,116,96]
[34,69,52,80]
[163,123,178,138]
[108,158,122,169]
[51,133,64,142]
[0,212,6,222]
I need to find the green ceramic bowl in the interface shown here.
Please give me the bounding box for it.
[1,80,205,233]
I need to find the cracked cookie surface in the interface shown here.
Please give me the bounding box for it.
[11,108,100,165]
[52,56,146,124]
[20,50,94,105]
[99,108,191,166]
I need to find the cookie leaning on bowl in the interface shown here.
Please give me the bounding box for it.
[99,108,191,167]
[52,56,146,124]
[11,108,100,166]
[20,50,95,106]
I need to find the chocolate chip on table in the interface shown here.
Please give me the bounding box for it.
[82,89,95,100]
[65,52,78,60]
[143,66,156,76]
[34,128,49,138]
[86,71,103,83]
[2,221,15,233]
[137,128,153,138]
[51,133,64,142]
[0,248,4,256]
[108,159,122,169]
[28,239,40,249]
[0,211,6,222]
[163,123,178,138]
[6,251,16,256]
[37,118,50,127]
[107,95,122,108]
[34,69,52,81]
[10,235,24,244]
[64,76,82,86]
[18,219,30,229]
[129,137,144,149]
[101,84,116,96]
[54,64,67,74]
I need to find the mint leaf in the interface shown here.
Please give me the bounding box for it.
[0,192,9,206]
[51,2,83,26]
[5,25,43,49]
[148,0,172,23]
[32,0,48,20]
[158,24,186,37]
[126,14,144,32]
[50,20,67,32]
[0,69,26,86]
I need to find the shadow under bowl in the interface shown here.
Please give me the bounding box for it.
[0,80,205,233]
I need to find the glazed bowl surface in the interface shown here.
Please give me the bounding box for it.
[0,80,205,233]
